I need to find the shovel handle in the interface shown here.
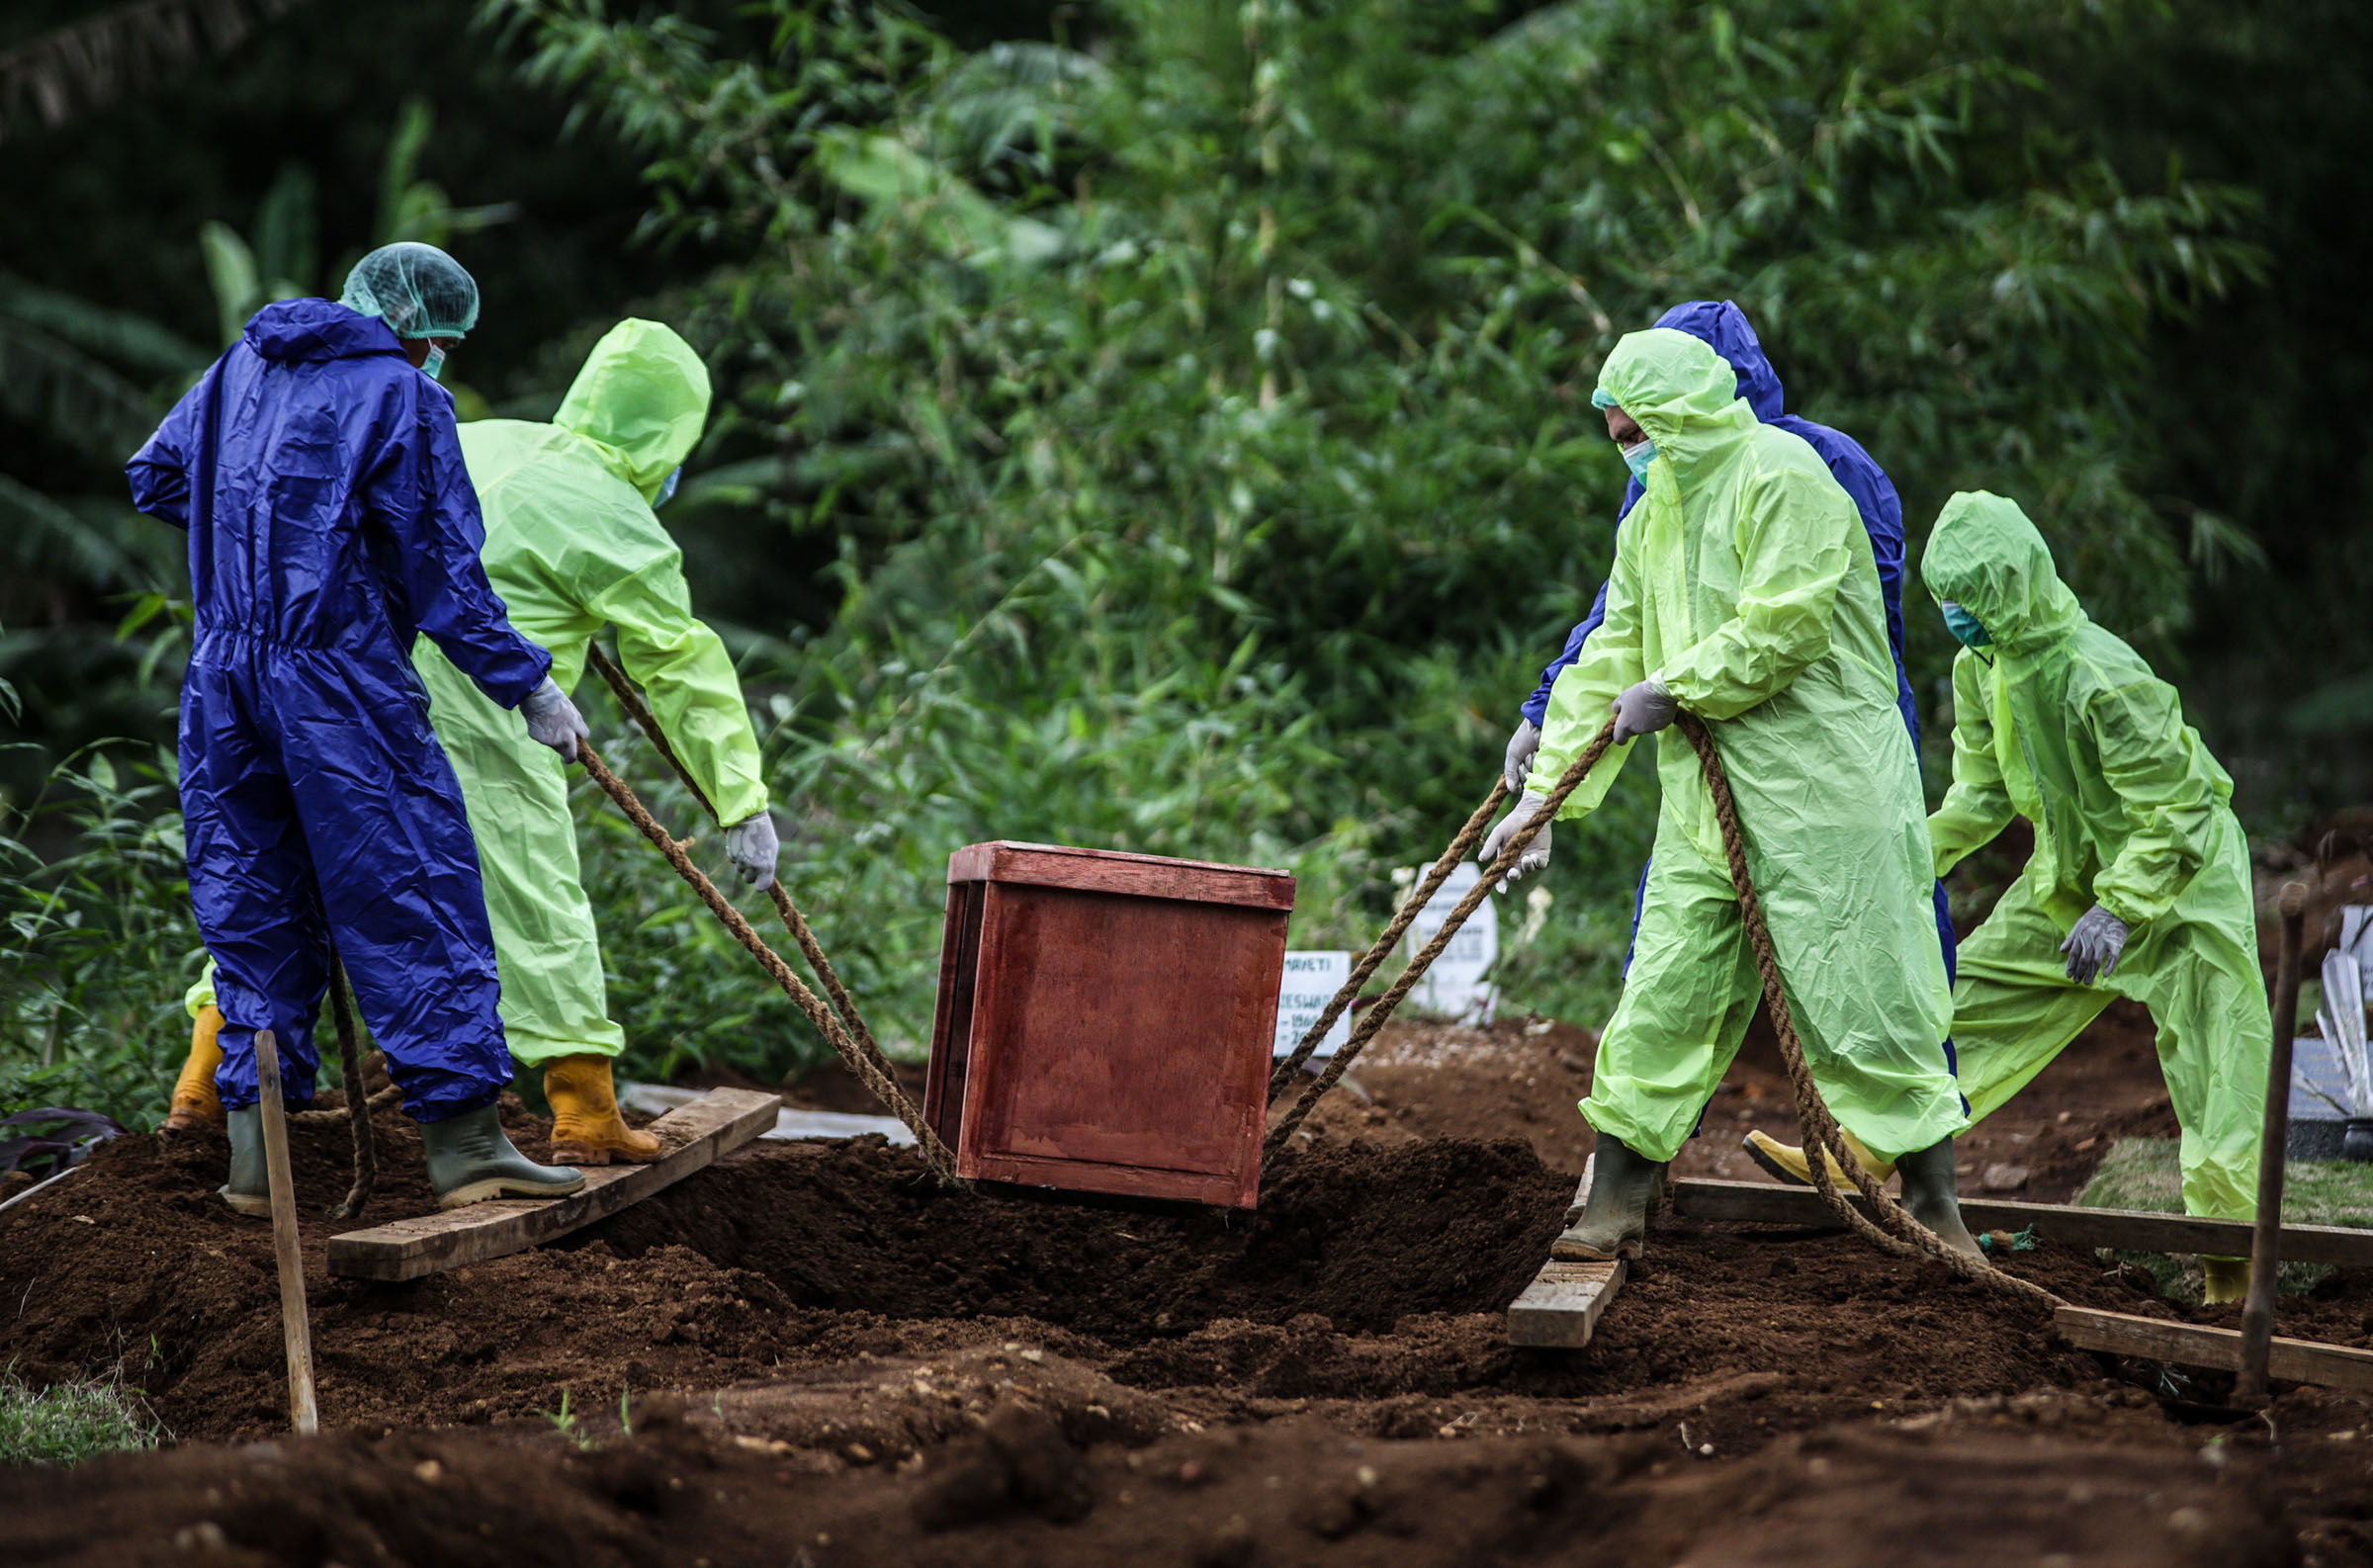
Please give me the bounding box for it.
[254,1029,319,1435]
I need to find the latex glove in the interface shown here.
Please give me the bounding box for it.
[2061,904,2130,984]
[723,812,781,892]
[1610,679,1678,744]
[1503,718,1541,794]
[519,676,589,763]
[1479,792,1553,885]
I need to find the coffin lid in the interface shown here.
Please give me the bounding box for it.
[945,840,1295,911]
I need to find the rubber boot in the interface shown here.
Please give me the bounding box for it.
[1741,1126,1895,1188]
[2201,1256,2250,1305]
[545,1054,662,1166]
[163,1005,227,1133]
[1551,1136,1667,1262]
[420,1104,587,1209]
[1895,1136,1983,1258]
[219,1104,270,1217]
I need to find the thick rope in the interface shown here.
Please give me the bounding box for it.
[288,1083,398,1126]
[1264,723,1618,1161]
[1673,714,2063,1313]
[1267,777,1510,1098]
[581,645,891,1078]
[323,955,375,1220]
[1265,710,2064,1314]
[575,741,964,1185]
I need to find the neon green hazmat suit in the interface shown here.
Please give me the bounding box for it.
[1923,491,2267,1221]
[411,318,767,1068]
[1531,328,1965,1164]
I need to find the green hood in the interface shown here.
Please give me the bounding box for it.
[554,318,713,501]
[1594,327,1756,482]
[1920,490,2085,651]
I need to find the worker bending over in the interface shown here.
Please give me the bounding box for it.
[130,242,589,1212]
[1482,327,1975,1260]
[416,317,778,1163]
[1746,492,2269,1301]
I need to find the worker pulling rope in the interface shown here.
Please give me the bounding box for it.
[1270,714,2065,1315]
[574,740,964,1185]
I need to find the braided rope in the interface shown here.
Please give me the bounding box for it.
[1267,778,1510,1098]
[322,956,375,1220]
[288,1083,399,1125]
[576,742,964,1184]
[1264,722,1619,1162]
[581,646,892,1079]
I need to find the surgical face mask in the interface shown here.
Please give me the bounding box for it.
[1621,438,1658,482]
[421,344,447,383]
[1940,600,1993,650]
[655,466,683,509]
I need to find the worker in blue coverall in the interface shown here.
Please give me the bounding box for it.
[127,241,591,1215]
[1499,301,1960,1178]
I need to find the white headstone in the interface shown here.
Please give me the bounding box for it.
[1274,950,1355,1059]
[1402,861,1498,1024]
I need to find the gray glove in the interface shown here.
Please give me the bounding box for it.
[1503,718,1541,794]
[519,676,588,763]
[723,812,780,891]
[1610,679,1678,744]
[2061,904,2130,984]
[1479,792,1553,885]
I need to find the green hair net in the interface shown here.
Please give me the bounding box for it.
[338,241,480,340]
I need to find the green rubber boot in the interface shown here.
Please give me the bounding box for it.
[219,1104,271,1218]
[1551,1136,1667,1262]
[1896,1136,1982,1259]
[420,1104,586,1210]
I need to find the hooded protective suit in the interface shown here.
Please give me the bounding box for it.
[410,318,765,1067]
[1531,328,1964,1164]
[127,299,549,1119]
[1924,491,2267,1220]
[1521,301,1956,991]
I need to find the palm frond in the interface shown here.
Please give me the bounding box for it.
[0,0,316,145]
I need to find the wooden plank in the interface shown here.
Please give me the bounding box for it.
[2055,1306,2373,1395]
[1508,1258,1627,1349]
[947,840,1296,911]
[1669,1176,2373,1268]
[327,1089,781,1282]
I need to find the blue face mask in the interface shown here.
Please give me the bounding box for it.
[1941,600,1993,650]
[421,344,447,383]
[1622,439,1658,482]
[655,466,683,508]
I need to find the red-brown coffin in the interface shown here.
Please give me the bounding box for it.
[923,841,1294,1208]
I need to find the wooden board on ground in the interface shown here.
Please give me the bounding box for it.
[1507,1170,1627,1350]
[2055,1306,2373,1394]
[1669,1176,2373,1269]
[327,1089,781,1282]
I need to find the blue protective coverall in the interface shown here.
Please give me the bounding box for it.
[127,300,552,1120]
[1522,300,1957,993]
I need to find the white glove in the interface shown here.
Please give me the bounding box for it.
[1609,679,1677,744]
[519,676,589,762]
[1479,792,1553,885]
[723,812,780,891]
[1503,718,1541,794]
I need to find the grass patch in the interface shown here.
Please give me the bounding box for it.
[0,1369,160,1466]
[2077,1138,2373,1303]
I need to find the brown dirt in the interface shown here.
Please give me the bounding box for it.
[7,1018,2373,1565]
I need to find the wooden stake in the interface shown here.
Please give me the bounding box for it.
[253,1029,318,1436]
[2239,884,2310,1406]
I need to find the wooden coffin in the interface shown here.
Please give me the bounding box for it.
[924,840,1293,1207]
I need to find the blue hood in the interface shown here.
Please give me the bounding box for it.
[242,299,405,365]
[1652,300,1785,421]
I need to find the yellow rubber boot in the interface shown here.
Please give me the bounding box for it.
[545,1054,662,1166]
[2201,1256,2250,1306]
[1741,1126,1895,1188]
[162,1005,227,1133]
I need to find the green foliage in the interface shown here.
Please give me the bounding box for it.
[494,0,2263,1075]
[0,1367,160,1467]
